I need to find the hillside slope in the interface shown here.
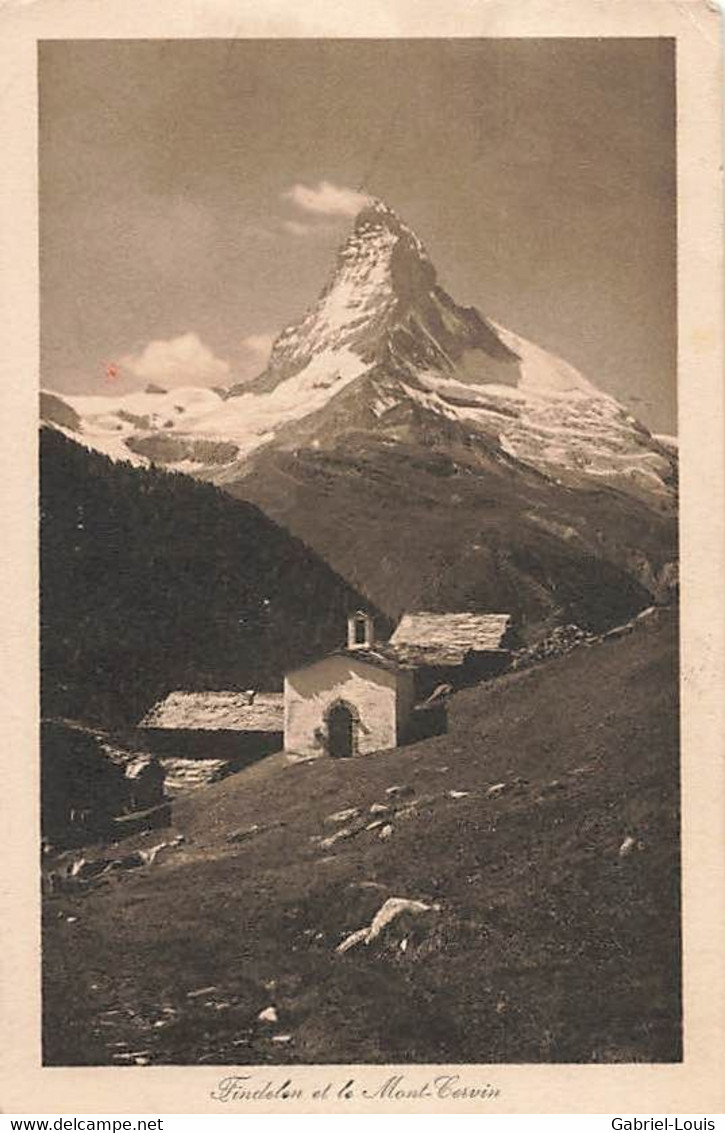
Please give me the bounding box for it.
[43,610,680,1065]
[232,418,672,627]
[40,428,379,727]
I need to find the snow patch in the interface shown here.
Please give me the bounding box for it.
[56,351,369,469]
[489,321,598,396]
[196,347,369,455]
[499,434,518,458]
[654,433,678,453]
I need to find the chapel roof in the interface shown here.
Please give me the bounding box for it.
[287,647,412,677]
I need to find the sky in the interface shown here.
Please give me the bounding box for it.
[39,38,676,432]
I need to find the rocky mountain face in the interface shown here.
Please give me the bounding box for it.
[42,199,678,634]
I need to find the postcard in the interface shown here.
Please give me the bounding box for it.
[0,0,723,1115]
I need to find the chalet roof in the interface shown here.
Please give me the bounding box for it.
[139,691,284,732]
[388,612,512,665]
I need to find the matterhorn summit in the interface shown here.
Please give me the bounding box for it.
[229,198,437,391]
[232,197,598,402]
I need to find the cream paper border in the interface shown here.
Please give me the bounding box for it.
[1,0,723,1115]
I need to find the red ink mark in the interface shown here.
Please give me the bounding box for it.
[105,362,119,382]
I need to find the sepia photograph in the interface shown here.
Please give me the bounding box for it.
[33,34,688,1072]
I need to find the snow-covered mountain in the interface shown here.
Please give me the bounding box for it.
[42,199,678,629]
[43,199,676,510]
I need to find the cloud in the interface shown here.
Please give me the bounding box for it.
[282,219,315,237]
[241,333,275,359]
[282,220,315,237]
[281,218,338,238]
[282,180,372,218]
[120,332,230,388]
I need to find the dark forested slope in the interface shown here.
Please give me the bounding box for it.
[40,429,378,727]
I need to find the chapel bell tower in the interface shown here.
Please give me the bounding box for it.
[347,610,375,651]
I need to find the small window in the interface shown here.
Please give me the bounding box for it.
[354,616,368,645]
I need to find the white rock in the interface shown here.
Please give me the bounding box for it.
[378,824,394,841]
[336,927,371,954]
[325,807,360,824]
[320,826,357,850]
[138,843,167,865]
[186,985,217,999]
[368,897,438,939]
[257,1005,278,1023]
[226,824,262,844]
[385,784,414,798]
[619,835,645,858]
[336,896,439,954]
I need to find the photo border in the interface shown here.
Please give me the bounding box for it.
[1,0,722,1114]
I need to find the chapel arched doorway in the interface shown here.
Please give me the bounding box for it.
[327,702,355,758]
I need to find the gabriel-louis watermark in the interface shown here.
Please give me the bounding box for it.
[613,1121,716,1130]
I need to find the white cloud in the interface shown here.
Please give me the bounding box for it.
[120,332,230,389]
[282,180,372,218]
[241,333,275,359]
[282,219,315,237]
[281,218,338,238]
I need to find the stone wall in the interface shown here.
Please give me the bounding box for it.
[41,719,167,848]
[284,655,401,758]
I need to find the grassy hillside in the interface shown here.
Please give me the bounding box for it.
[43,610,680,1065]
[40,428,380,727]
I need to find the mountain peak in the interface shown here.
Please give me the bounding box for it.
[244,199,611,407]
[353,196,400,226]
[351,197,431,267]
[232,201,445,395]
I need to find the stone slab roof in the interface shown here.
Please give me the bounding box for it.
[388,612,512,665]
[139,692,284,732]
